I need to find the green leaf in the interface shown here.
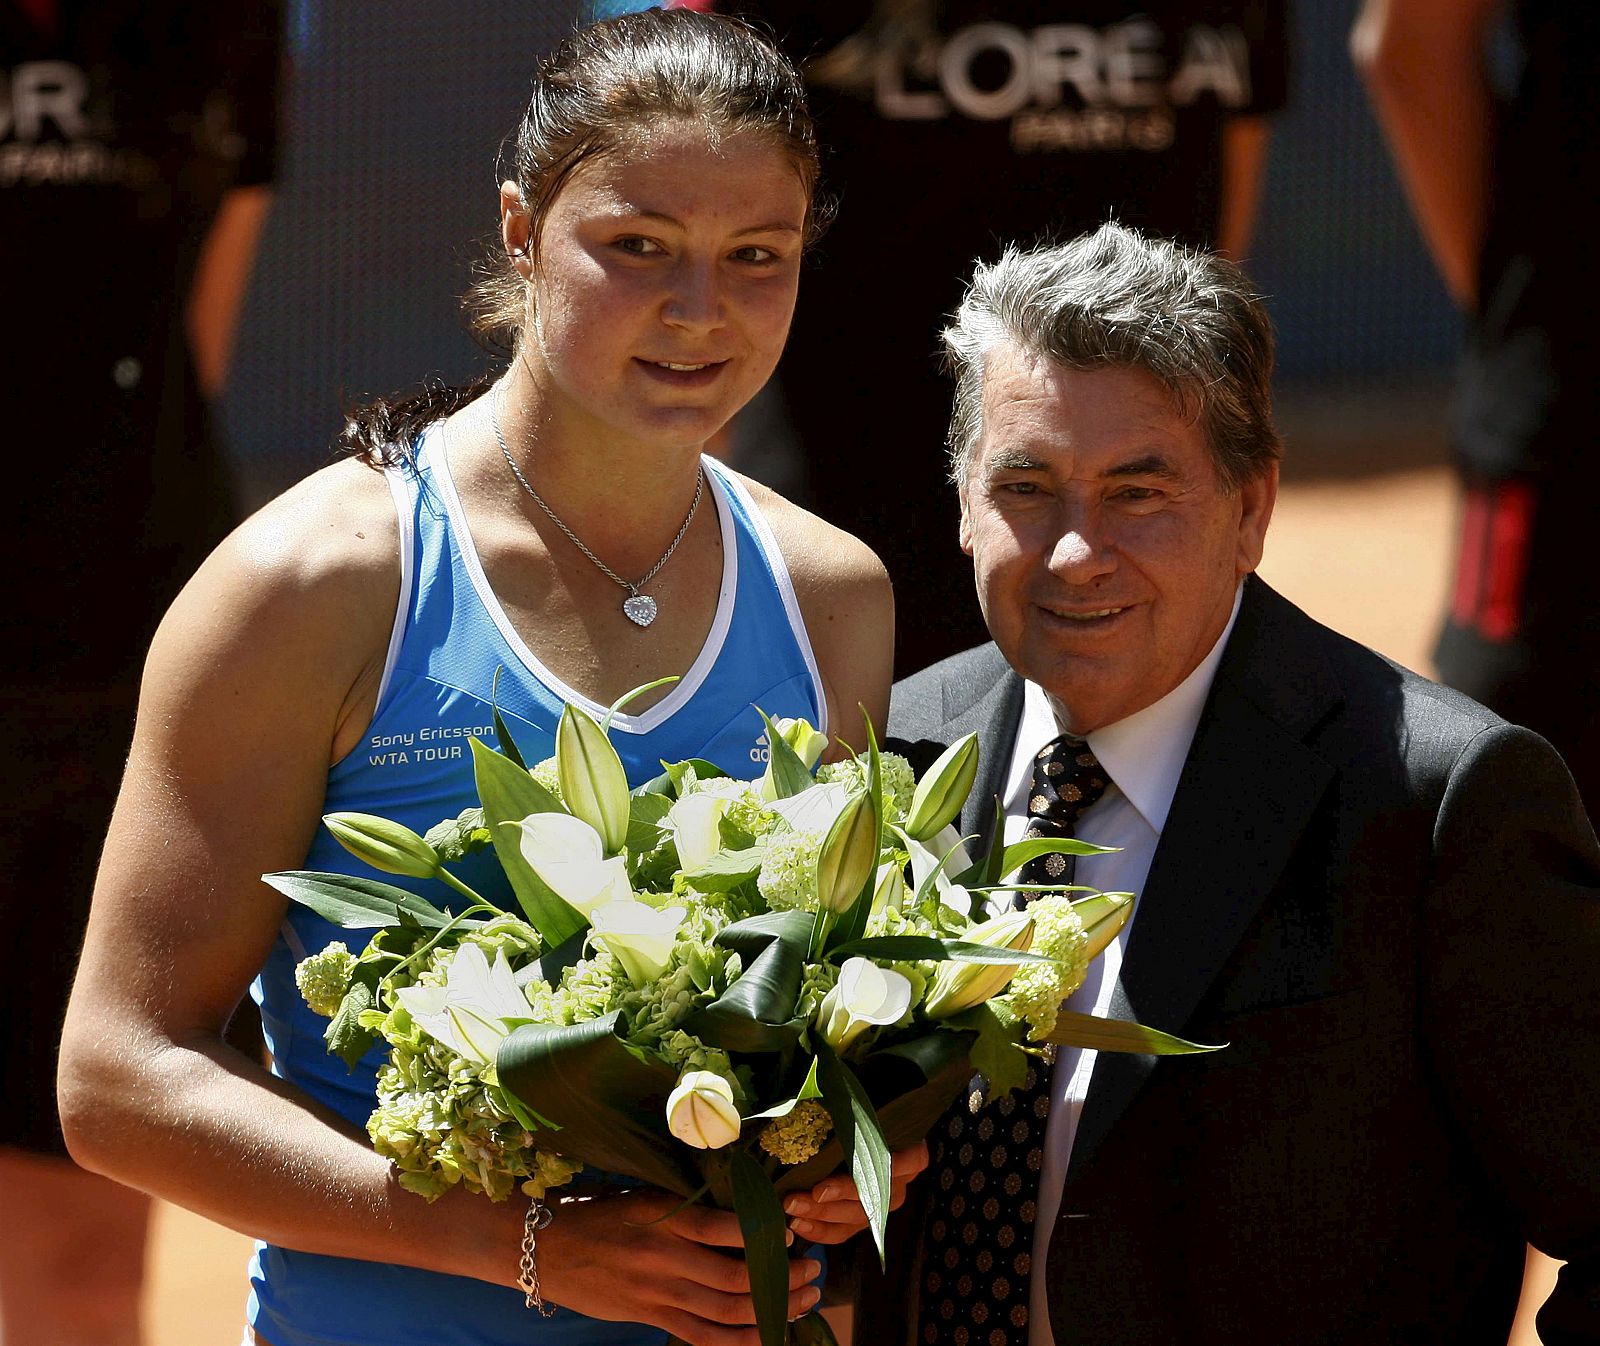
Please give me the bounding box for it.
[496,1011,700,1197]
[756,706,813,800]
[868,1028,978,1092]
[728,1147,791,1346]
[470,737,584,946]
[746,1058,825,1121]
[826,935,1056,966]
[516,926,589,990]
[996,836,1118,880]
[790,1310,841,1346]
[714,909,816,958]
[422,807,492,862]
[953,1000,1029,1098]
[828,714,887,951]
[324,968,378,1069]
[814,1041,892,1262]
[625,793,673,853]
[262,870,459,930]
[490,667,527,769]
[681,844,766,894]
[603,676,680,732]
[1039,1011,1225,1056]
[663,758,728,797]
[683,937,806,1052]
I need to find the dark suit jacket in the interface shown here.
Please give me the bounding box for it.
[871,577,1600,1345]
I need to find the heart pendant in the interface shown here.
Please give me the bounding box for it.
[623,593,658,627]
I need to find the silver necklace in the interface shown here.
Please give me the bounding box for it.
[489,387,703,628]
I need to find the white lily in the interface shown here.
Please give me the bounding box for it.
[769,781,854,835]
[666,793,731,872]
[905,826,976,912]
[665,1069,742,1149]
[816,956,913,1053]
[512,812,633,918]
[394,943,529,1068]
[589,898,687,986]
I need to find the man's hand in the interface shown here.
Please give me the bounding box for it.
[780,1142,930,1244]
[535,1188,821,1345]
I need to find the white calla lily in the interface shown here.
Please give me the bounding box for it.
[665,1069,742,1149]
[589,898,687,986]
[773,717,829,770]
[666,793,730,872]
[394,943,529,1068]
[512,812,633,917]
[816,956,913,1052]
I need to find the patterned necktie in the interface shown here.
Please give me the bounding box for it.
[917,736,1110,1346]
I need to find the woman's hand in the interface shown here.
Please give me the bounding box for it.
[779,1142,930,1245]
[534,1188,822,1346]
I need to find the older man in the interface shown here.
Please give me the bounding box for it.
[874,225,1600,1346]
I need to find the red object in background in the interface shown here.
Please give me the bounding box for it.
[1450,478,1536,643]
[16,0,58,36]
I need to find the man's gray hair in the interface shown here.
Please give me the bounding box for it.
[943,224,1282,490]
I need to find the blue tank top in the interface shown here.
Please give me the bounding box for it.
[248,431,827,1346]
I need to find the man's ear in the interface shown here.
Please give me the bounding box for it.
[1235,460,1279,575]
[958,482,974,556]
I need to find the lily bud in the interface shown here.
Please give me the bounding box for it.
[665,1070,742,1149]
[924,909,1035,1018]
[902,734,980,842]
[588,898,687,987]
[324,812,441,880]
[774,717,829,770]
[556,704,630,855]
[1075,892,1134,962]
[869,859,907,916]
[816,789,880,913]
[816,956,913,1052]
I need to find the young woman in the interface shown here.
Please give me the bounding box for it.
[58,11,916,1345]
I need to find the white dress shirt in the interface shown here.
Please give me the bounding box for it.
[989,587,1242,1346]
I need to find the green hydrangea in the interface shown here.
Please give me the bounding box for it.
[758,1099,833,1165]
[530,755,563,802]
[1000,894,1088,1039]
[817,752,917,823]
[295,941,358,1018]
[758,829,821,910]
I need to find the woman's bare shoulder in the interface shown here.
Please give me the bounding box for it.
[732,471,890,599]
[729,471,894,735]
[149,456,405,718]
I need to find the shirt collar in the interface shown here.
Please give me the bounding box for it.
[1023,583,1243,836]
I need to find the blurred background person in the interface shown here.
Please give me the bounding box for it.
[1354,0,1600,813]
[716,0,1289,674]
[0,3,280,1344]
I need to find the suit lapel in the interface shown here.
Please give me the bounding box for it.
[945,655,1024,848]
[1068,581,1342,1175]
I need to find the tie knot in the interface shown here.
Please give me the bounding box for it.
[1026,735,1109,831]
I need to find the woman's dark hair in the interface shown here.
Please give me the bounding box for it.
[343,7,822,464]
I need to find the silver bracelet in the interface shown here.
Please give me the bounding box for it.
[518,1196,556,1316]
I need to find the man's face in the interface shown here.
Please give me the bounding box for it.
[960,347,1277,735]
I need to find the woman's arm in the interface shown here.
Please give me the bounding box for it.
[57,459,805,1344]
[739,478,895,751]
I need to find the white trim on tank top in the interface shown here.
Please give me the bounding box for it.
[427,427,740,735]
[374,463,418,714]
[709,468,828,737]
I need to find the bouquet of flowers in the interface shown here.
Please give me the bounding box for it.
[268,693,1210,1346]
